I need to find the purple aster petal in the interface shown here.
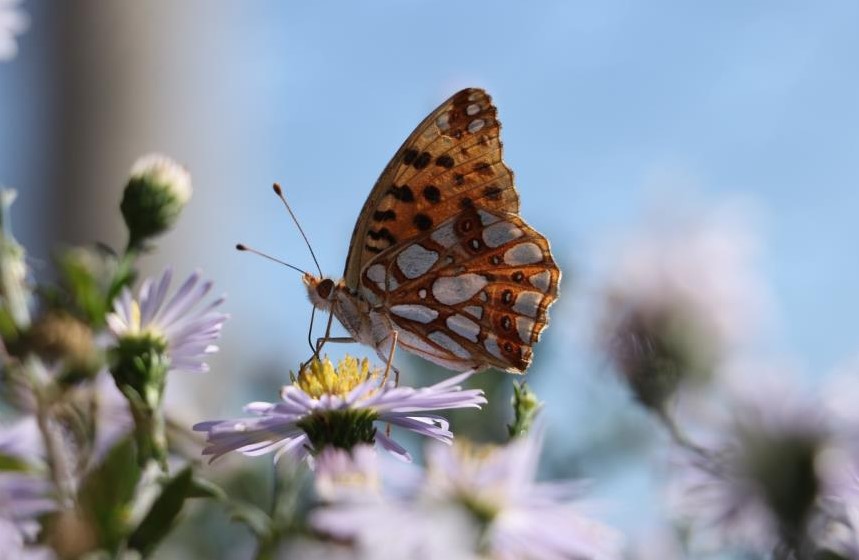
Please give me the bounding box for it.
[375,432,412,462]
[108,269,226,375]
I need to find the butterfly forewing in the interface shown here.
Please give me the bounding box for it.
[343,88,520,289]
[359,206,560,373]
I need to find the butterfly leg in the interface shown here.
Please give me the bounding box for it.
[301,335,356,371]
[380,330,400,387]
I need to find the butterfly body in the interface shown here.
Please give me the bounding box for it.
[306,88,560,374]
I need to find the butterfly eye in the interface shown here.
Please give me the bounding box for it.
[317,279,335,300]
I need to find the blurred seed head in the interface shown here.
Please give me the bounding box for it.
[27,311,101,384]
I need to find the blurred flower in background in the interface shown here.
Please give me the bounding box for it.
[0,0,27,62]
[667,364,854,558]
[312,425,624,560]
[597,201,770,413]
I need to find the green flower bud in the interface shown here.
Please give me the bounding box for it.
[507,381,542,439]
[120,154,192,251]
[0,189,31,328]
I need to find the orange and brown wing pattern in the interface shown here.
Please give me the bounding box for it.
[343,88,520,289]
[359,206,560,373]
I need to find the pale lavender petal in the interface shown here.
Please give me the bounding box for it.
[375,432,412,462]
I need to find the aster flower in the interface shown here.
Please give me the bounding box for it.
[597,204,769,411]
[106,267,226,375]
[312,444,381,502]
[193,355,486,463]
[0,0,28,62]
[312,428,624,560]
[668,366,845,557]
[107,268,225,466]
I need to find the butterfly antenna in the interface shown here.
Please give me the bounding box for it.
[272,183,323,277]
[235,243,309,275]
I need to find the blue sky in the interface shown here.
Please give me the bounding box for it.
[2,0,859,551]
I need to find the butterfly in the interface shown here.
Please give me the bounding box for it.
[304,88,560,374]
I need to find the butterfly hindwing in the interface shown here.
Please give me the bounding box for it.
[343,88,519,289]
[359,206,560,373]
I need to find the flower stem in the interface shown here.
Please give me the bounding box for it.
[30,365,76,507]
[655,406,713,461]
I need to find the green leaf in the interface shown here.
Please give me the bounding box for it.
[128,466,193,557]
[0,452,36,473]
[77,437,141,552]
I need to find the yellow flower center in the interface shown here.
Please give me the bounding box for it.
[129,300,143,333]
[294,355,380,399]
[429,440,505,522]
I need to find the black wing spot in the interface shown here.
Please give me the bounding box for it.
[458,197,474,210]
[454,173,465,186]
[456,217,476,234]
[388,185,415,203]
[368,228,397,245]
[413,213,433,231]
[372,209,396,222]
[414,151,432,170]
[483,185,503,200]
[503,341,514,353]
[435,154,455,169]
[501,315,513,332]
[511,271,525,283]
[501,289,514,305]
[403,149,418,165]
[474,162,492,176]
[423,185,441,204]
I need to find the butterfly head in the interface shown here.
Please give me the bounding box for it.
[303,273,337,311]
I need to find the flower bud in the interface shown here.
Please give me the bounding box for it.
[120,154,192,251]
[507,381,542,439]
[0,189,30,328]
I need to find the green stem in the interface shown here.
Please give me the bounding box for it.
[656,406,713,461]
[30,363,76,506]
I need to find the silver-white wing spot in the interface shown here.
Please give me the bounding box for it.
[428,331,470,359]
[390,304,439,324]
[432,274,489,306]
[468,119,485,133]
[397,244,439,279]
[430,222,457,248]
[504,242,543,266]
[516,316,535,344]
[436,112,450,131]
[466,103,481,116]
[446,314,481,343]
[366,264,386,284]
[463,305,483,319]
[529,270,551,291]
[483,221,524,248]
[512,291,543,318]
[399,329,444,357]
[484,334,503,360]
[478,209,500,226]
